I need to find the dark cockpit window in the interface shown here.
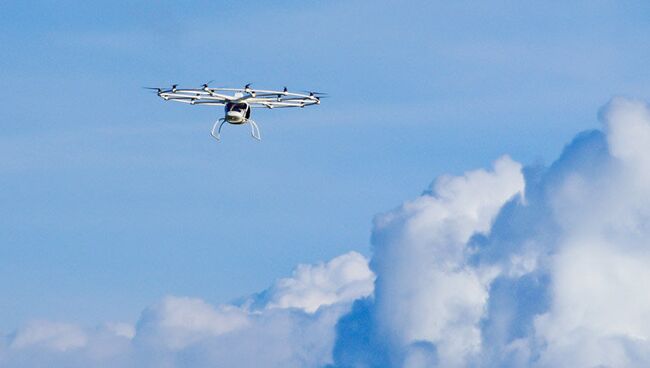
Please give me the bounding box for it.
[227,103,248,112]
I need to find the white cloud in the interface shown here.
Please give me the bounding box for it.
[10,320,88,352]
[136,296,249,350]
[179,305,347,368]
[371,155,525,367]
[606,98,650,170]
[104,322,135,340]
[8,99,650,367]
[526,98,650,367]
[261,251,374,313]
[534,241,650,367]
[1,252,373,367]
[333,98,650,368]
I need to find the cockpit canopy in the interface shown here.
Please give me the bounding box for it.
[226,102,248,113]
[224,102,250,119]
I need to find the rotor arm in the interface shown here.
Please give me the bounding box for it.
[191,101,226,106]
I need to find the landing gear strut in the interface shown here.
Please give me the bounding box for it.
[211,118,261,142]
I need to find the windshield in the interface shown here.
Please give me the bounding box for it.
[227,103,248,112]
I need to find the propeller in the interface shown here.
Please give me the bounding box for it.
[300,90,328,97]
[143,87,163,93]
[308,93,329,104]
[244,83,256,97]
[301,91,329,103]
[308,96,328,105]
[202,80,214,90]
[276,86,289,101]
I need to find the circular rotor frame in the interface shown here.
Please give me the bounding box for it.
[153,85,324,109]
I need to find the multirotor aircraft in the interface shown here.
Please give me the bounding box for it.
[146,83,325,141]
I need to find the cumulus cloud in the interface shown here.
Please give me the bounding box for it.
[1,251,373,368]
[2,320,134,367]
[332,98,650,367]
[328,157,525,367]
[6,98,650,367]
[136,296,250,350]
[257,251,375,313]
[369,155,525,367]
[528,99,650,367]
[10,320,88,352]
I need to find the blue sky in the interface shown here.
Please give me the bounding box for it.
[2,0,650,333]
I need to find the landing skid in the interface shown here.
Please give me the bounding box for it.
[210,118,261,142]
[248,119,261,141]
[211,118,227,141]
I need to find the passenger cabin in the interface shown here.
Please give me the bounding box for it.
[225,102,251,119]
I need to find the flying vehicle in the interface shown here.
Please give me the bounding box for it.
[146,83,325,141]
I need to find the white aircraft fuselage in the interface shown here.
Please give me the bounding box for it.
[225,102,251,125]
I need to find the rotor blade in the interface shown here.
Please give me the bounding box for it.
[300,90,328,96]
[143,87,164,93]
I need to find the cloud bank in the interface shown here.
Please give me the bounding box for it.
[5,98,650,367]
[1,252,374,368]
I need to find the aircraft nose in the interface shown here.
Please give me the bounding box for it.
[226,111,244,123]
